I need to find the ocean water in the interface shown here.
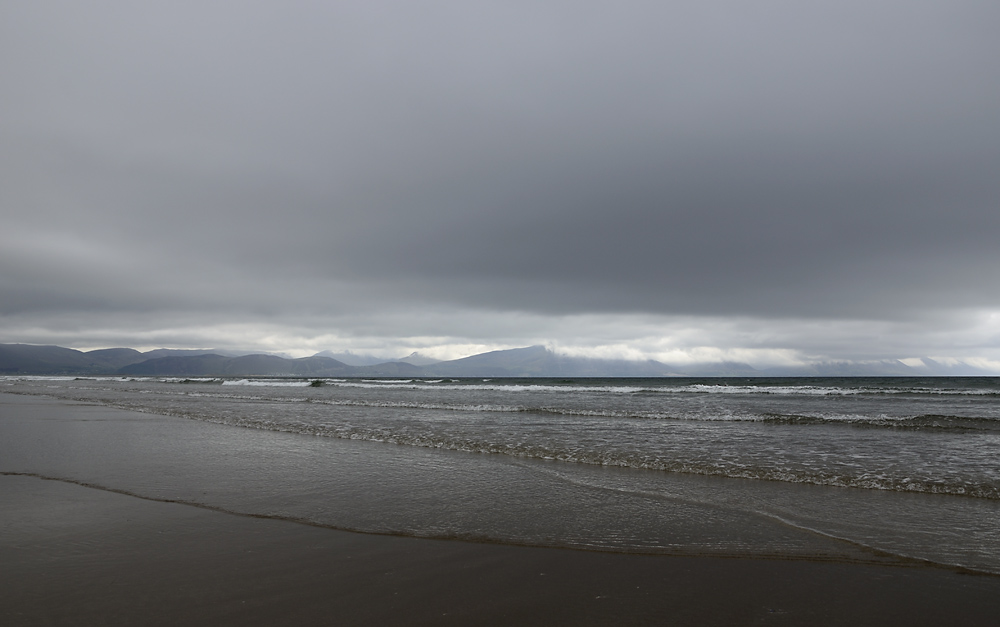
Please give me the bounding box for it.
[2,376,998,573]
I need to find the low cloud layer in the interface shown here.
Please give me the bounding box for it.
[2,2,999,367]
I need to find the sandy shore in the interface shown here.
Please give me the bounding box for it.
[2,472,998,626]
[3,391,1000,625]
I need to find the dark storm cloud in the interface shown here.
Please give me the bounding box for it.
[2,1,999,358]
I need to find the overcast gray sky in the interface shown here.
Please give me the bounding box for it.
[2,1,999,367]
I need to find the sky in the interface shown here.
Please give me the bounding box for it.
[2,1,999,368]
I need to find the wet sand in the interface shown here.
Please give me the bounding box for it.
[3,473,1000,626]
[3,391,1000,625]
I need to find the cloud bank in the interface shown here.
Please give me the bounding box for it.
[2,1,999,368]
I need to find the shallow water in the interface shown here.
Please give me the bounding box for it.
[2,376,998,573]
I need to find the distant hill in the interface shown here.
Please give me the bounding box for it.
[0,344,115,374]
[83,348,146,369]
[421,346,678,377]
[1,343,997,377]
[313,350,388,366]
[396,352,441,366]
[313,350,442,367]
[355,362,426,377]
[140,348,244,360]
[118,354,232,376]
[0,344,340,376]
[120,354,357,377]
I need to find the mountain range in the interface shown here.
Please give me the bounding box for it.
[0,343,995,377]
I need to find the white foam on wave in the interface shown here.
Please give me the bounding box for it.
[222,379,312,387]
[360,379,413,384]
[676,384,862,396]
[175,410,1000,501]
[320,380,652,394]
[0,375,79,382]
[285,380,1000,397]
[668,384,999,396]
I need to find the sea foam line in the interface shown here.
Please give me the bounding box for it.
[111,402,1000,501]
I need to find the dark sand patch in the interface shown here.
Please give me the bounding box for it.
[2,474,999,626]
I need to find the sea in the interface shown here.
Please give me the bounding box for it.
[2,375,998,574]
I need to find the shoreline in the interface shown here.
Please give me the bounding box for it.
[0,391,915,567]
[3,469,990,575]
[4,473,1000,626]
[3,390,1000,624]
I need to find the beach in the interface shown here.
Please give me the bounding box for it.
[3,389,1000,625]
[7,2,999,623]
[5,472,1000,626]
